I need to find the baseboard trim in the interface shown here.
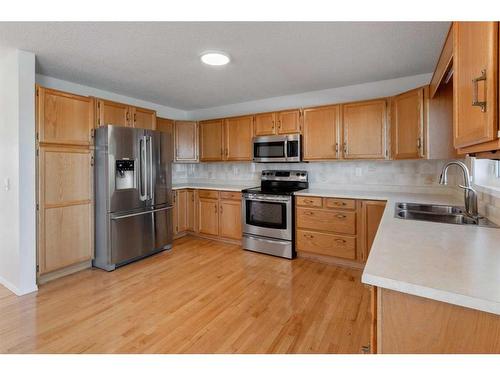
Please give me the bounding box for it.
[37,260,92,285]
[297,251,365,270]
[0,276,38,296]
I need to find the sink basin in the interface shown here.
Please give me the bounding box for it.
[395,202,499,228]
[397,202,464,215]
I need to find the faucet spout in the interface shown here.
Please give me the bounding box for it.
[438,161,478,219]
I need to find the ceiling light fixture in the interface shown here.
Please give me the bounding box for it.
[200,51,230,66]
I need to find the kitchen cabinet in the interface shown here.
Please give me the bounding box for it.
[36,86,94,146]
[176,189,189,233]
[454,22,498,151]
[391,87,425,159]
[225,115,254,161]
[361,200,386,261]
[219,193,242,240]
[156,117,175,161]
[296,195,386,266]
[253,109,301,136]
[430,24,454,98]
[97,99,131,127]
[131,106,156,130]
[254,112,276,136]
[199,119,224,161]
[175,121,199,162]
[37,146,94,274]
[187,189,196,232]
[342,99,387,159]
[198,194,220,236]
[374,287,500,353]
[96,98,157,130]
[277,109,301,134]
[303,105,341,160]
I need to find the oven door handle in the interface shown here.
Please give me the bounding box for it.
[244,197,291,203]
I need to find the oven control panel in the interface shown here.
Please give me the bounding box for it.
[261,170,308,182]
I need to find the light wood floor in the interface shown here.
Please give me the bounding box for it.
[0,236,370,353]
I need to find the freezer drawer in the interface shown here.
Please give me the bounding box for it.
[109,206,173,266]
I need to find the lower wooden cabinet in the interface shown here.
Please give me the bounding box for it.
[173,189,242,242]
[295,195,385,265]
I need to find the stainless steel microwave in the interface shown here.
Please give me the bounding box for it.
[252,134,301,163]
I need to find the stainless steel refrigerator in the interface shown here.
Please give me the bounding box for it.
[94,125,173,271]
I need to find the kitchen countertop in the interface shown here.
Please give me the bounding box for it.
[172,182,256,192]
[296,188,500,315]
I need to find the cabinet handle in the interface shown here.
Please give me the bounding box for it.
[134,113,137,123]
[333,201,346,206]
[343,142,347,154]
[214,204,217,214]
[220,205,223,214]
[472,69,487,112]
[304,211,314,216]
[304,199,314,204]
[334,238,346,244]
[361,345,370,354]
[335,214,346,219]
[126,111,130,122]
[305,234,314,239]
[417,137,422,149]
[335,143,339,153]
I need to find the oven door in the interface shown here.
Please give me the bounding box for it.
[242,194,292,240]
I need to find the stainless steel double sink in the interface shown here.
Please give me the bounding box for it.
[394,202,499,228]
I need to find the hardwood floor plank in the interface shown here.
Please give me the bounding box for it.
[0,236,370,353]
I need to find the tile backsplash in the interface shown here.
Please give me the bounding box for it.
[173,159,462,192]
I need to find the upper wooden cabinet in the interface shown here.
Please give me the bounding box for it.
[254,112,276,136]
[342,99,387,159]
[36,87,94,146]
[132,106,156,130]
[454,22,498,150]
[199,119,224,161]
[225,115,254,161]
[253,109,301,136]
[97,99,131,127]
[156,117,175,161]
[303,105,340,160]
[391,87,425,159]
[175,121,198,162]
[430,24,454,98]
[96,99,157,130]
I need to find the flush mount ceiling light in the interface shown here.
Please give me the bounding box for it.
[200,51,231,66]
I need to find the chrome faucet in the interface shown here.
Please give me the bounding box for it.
[439,161,478,218]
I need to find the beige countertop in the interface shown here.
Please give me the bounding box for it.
[296,188,500,315]
[172,182,256,192]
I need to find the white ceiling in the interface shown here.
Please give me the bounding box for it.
[0,22,450,110]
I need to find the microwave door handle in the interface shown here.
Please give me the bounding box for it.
[139,136,148,201]
[284,139,288,161]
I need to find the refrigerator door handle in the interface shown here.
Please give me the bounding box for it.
[148,135,154,201]
[111,205,173,220]
[139,136,148,201]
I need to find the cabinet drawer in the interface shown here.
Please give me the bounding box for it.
[220,191,241,201]
[296,207,356,235]
[324,197,356,210]
[296,196,322,207]
[198,190,219,199]
[296,230,356,260]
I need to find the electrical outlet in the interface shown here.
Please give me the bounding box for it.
[355,167,362,177]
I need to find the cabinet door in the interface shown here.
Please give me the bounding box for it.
[156,117,175,161]
[38,146,93,274]
[277,109,301,134]
[391,88,425,159]
[177,190,188,232]
[97,99,131,127]
[175,121,198,162]
[225,116,253,161]
[198,198,219,236]
[454,22,498,148]
[361,200,386,261]
[172,190,179,235]
[303,105,340,160]
[37,87,94,146]
[187,190,196,232]
[254,113,276,136]
[219,199,242,240]
[343,100,387,159]
[199,119,224,161]
[132,106,156,130]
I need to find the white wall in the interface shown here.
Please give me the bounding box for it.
[188,73,432,120]
[0,49,37,295]
[36,74,189,120]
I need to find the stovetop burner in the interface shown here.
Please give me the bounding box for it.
[242,170,308,196]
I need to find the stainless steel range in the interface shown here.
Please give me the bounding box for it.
[241,170,308,259]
